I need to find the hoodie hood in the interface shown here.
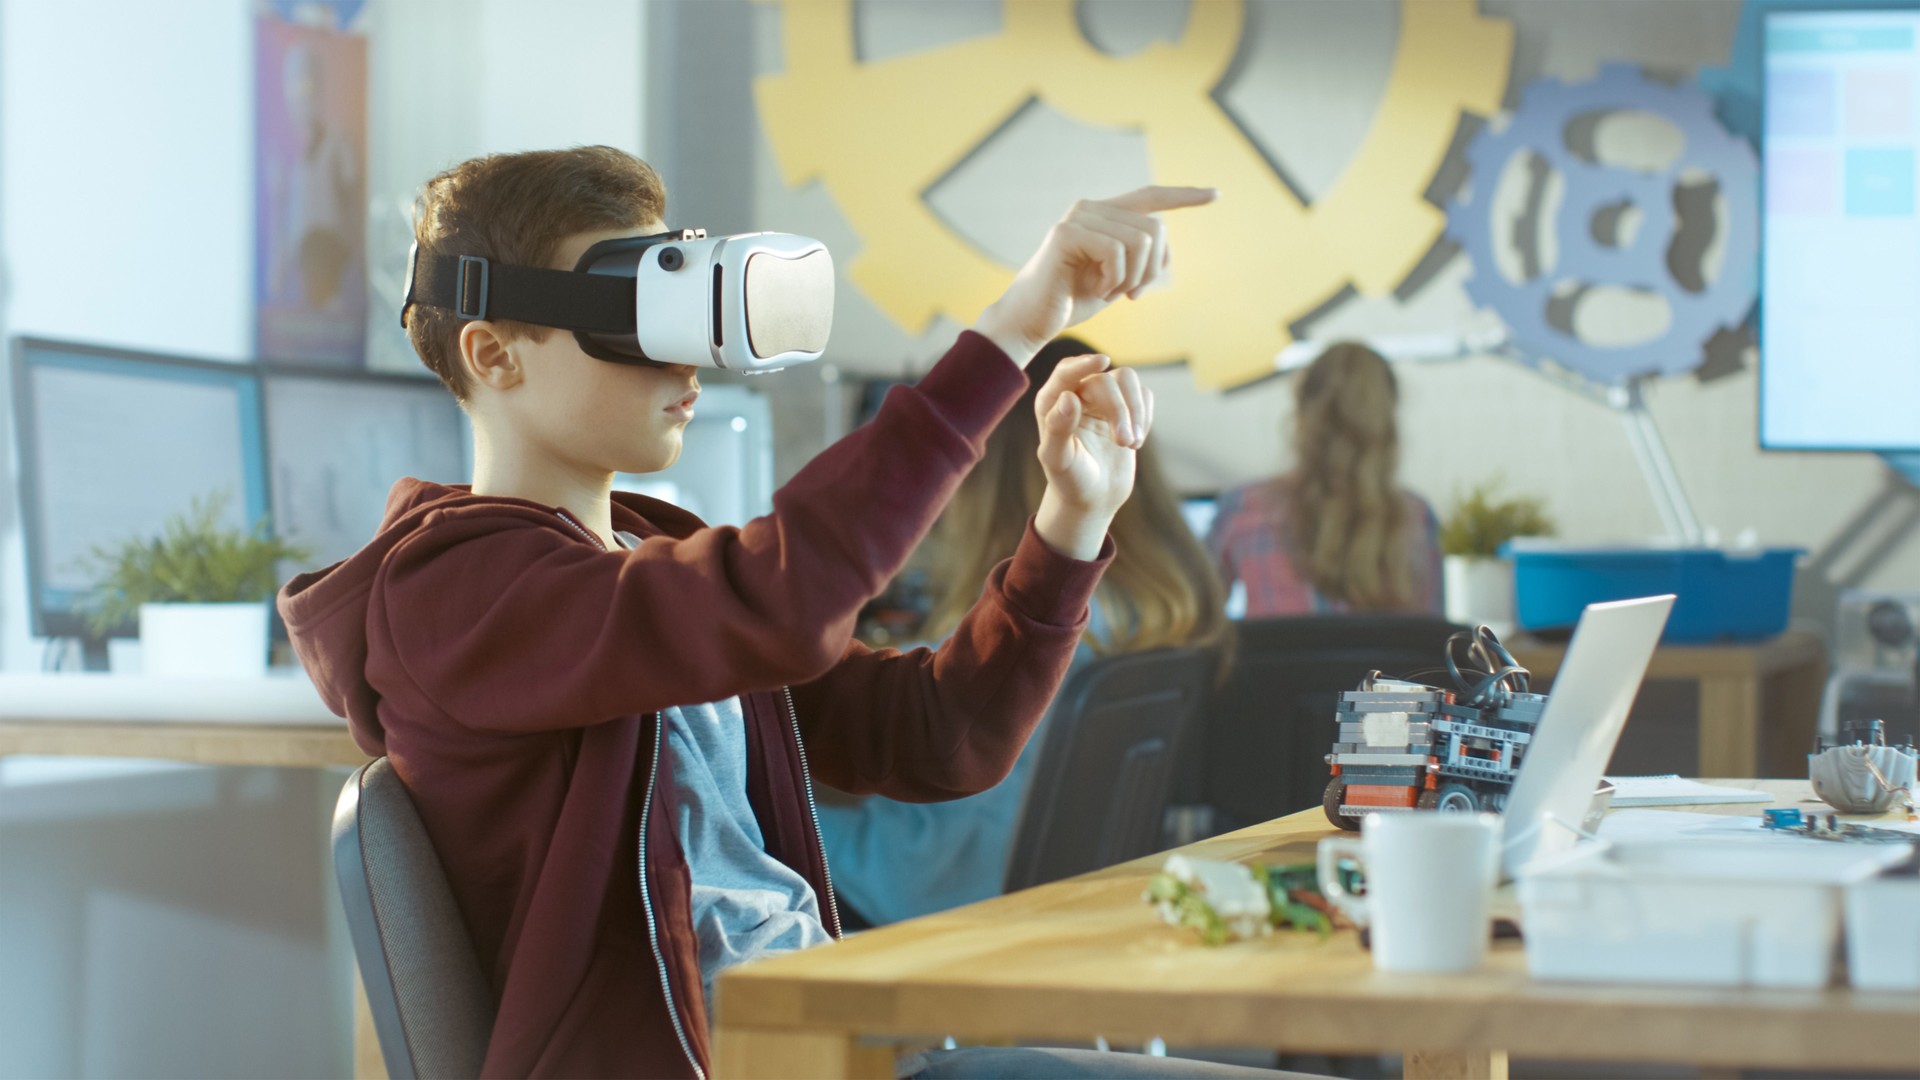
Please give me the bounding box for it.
[278,477,703,755]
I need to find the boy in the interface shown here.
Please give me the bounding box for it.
[281,146,1211,1078]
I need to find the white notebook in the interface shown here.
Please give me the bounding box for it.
[1604,775,1774,807]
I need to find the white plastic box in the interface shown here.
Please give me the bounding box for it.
[1518,841,1907,988]
[1846,876,1920,990]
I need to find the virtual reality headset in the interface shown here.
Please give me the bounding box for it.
[402,229,833,373]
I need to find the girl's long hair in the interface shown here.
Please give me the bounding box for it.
[923,338,1231,662]
[1287,341,1415,611]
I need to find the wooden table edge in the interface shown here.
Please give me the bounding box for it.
[0,719,368,768]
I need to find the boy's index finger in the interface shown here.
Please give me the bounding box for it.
[1103,185,1220,215]
[1052,353,1111,380]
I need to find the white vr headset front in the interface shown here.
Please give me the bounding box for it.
[401,228,834,373]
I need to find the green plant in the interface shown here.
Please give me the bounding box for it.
[1441,477,1555,559]
[81,490,309,636]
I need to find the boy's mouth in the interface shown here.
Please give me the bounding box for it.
[664,388,700,422]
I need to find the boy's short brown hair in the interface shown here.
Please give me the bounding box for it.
[406,145,666,401]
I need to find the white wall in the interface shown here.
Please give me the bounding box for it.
[361,0,646,373]
[0,1,646,1074]
[0,0,254,675]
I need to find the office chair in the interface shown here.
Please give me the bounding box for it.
[1004,646,1218,891]
[332,758,494,1080]
[1179,615,1464,833]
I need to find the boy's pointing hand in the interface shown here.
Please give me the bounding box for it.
[976,186,1218,369]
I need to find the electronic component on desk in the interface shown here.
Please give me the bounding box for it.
[1763,808,1806,830]
[1761,805,1918,844]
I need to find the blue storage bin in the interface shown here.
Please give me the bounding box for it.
[1505,544,1803,643]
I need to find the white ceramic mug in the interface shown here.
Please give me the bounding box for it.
[1317,811,1502,973]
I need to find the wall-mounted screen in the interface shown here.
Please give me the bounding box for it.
[1763,8,1920,451]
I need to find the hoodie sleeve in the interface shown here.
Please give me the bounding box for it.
[791,520,1111,801]
[375,332,1029,732]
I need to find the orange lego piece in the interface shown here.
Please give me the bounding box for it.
[1343,784,1420,809]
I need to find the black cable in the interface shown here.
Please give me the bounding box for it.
[1444,625,1533,708]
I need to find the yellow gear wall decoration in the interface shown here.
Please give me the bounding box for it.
[755,0,1512,390]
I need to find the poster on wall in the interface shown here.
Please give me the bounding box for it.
[254,12,367,367]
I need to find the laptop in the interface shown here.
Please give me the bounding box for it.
[1500,595,1676,878]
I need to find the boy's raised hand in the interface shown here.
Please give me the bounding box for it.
[1031,353,1153,561]
[975,185,1218,368]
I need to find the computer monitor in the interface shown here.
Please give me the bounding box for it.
[613,383,773,528]
[1761,8,1920,451]
[11,338,268,641]
[260,365,468,571]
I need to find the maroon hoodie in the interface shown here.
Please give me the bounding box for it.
[279,332,1109,1079]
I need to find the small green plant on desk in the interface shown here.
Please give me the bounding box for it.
[83,490,309,636]
[1440,478,1555,631]
[1441,477,1556,559]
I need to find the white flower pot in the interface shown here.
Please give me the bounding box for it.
[1443,555,1516,637]
[138,602,270,678]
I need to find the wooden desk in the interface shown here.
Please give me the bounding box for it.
[0,719,364,766]
[0,674,379,1077]
[1506,630,1827,779]
[713,779,1918,1080]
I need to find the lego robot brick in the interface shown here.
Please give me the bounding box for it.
[1336,722,1432,741]
[1336,764,1427,783]
[1332,736,1432,752]
[1437,760,1517,782]
[1330,753,1431,767]
[1344,687,1443,707]
[1340,687,1454,704]
[1342,783,1422,809]
[1434,719,1534,744]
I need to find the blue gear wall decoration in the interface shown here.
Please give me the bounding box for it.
[1448,64,1759,384]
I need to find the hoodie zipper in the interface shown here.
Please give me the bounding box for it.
[782,685,844,938]
[638,713,706,1080]
[556,510,706,1080]
[553,509,604,551]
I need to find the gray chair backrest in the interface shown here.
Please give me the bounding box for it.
[332,758,495,1080]
[1004,647,1216,892]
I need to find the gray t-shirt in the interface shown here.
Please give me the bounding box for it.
[615,531,833,1005]
[661,696,834,1004]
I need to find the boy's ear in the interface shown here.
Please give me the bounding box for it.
[459,321,523,392]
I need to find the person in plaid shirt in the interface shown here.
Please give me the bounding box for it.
[1206,342,1442,618]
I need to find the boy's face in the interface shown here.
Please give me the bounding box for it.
[472,223,701,476]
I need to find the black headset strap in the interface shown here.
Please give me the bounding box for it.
[402,251,635,334]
